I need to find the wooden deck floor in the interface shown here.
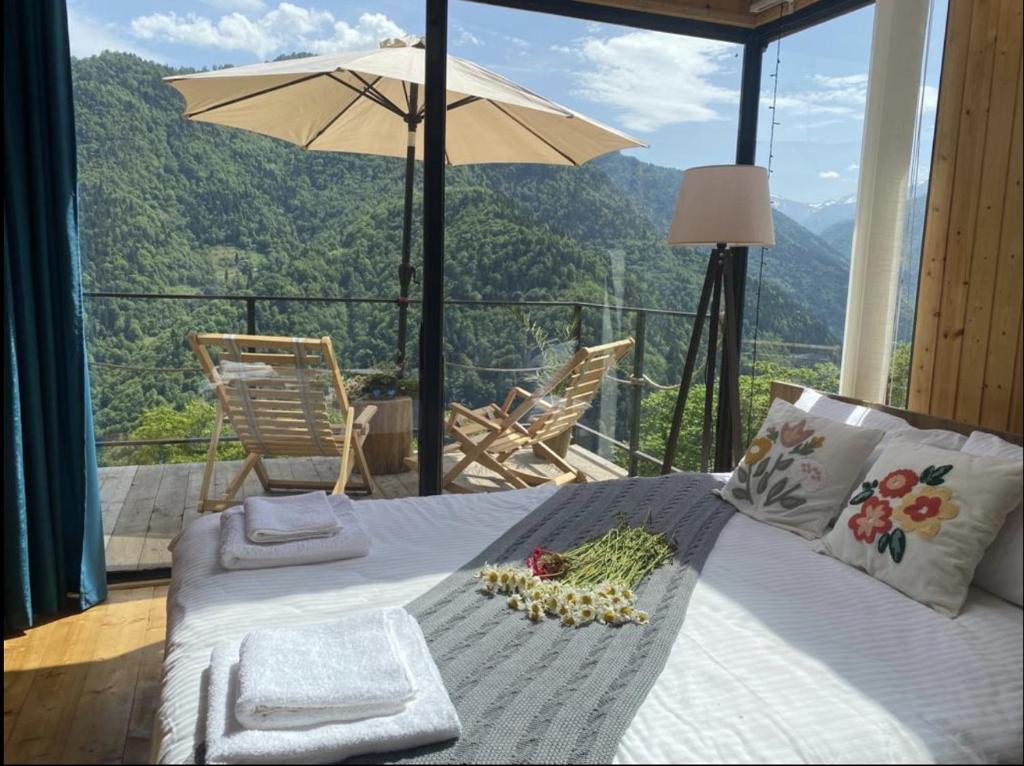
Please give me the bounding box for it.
[100,445,626,572]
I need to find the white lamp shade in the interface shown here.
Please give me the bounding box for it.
[668,164,775,247]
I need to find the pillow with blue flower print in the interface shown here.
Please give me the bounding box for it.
[816,436,1023,616]
[719,399,886,539]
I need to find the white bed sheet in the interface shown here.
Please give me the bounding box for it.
[156,485,1024,764]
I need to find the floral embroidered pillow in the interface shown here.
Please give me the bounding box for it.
[719,399,886,539]
[817,442,1023,616]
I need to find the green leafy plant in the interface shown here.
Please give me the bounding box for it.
[345,367,418,401]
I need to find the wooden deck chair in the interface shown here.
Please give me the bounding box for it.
[442,337,634,492]
[187,332,377,512]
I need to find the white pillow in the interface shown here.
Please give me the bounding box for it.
[817,442,1022,616]
[963,431,1023,606]
[864,428,967,478]
[793,387,967,478]
[794,387,909,431]
[719,399,885,539]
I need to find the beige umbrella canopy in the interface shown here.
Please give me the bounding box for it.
[164,36,645,364]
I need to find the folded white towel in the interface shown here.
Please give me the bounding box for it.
[236,608,415,730]
[244,491,340,543]
[203,610,461,765]
[219,499,370,570]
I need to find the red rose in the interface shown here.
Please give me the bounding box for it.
[525,546,547,576]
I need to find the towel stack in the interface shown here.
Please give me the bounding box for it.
[203,608,461,764]
[219,491,371,570]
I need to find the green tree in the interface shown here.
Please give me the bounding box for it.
[105,399,245,466]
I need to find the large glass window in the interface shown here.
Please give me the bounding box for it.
[734,5,875,440]
[69,0,944,572]
[739,0,946,440]
[70,1,427,572]
[443,2,742,476]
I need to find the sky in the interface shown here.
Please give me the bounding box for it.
[66,0,947,203]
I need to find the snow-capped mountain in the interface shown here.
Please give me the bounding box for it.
[772,193,857,234]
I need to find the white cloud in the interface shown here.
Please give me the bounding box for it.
[68,5,163,60]
[847,163,859,171]
[769,72,867,119]
[770,73,937,123]
[205,0,268,12]
[562,31,738,132]
[457,28,482,47]
[819,170,841,179]
[130,4,404,59]
[306,13,404,55]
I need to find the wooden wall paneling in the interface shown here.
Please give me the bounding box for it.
[910,0,974,413]
[956,2,1023,424]
[980,57,1024,430]
[928,0,1002,418]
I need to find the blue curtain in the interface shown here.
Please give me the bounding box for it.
[4,0,107,632]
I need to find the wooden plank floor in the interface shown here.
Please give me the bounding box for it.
[4,586,168,765]
[100,446,626,572]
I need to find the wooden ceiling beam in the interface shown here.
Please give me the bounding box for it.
[579,0,758,28]
[470,0,872,40]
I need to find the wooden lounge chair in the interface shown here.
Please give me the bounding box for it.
[187,332,376,512]
[441,337,634,492]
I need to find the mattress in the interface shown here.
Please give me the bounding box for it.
[156,484,1024,764]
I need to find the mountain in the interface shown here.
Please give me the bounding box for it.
[815,191,928,341]
[772,193,857,234]
[595,153,851,338]
[71,52,851,442]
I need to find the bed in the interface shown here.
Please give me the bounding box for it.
[154,389,1024,765]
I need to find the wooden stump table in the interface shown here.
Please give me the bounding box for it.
[353,396,413,474]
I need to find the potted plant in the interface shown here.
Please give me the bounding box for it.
[345,367,418,402]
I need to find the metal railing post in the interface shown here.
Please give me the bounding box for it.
[245,297,257,335]
[627,310,647,476]
[573,303,583,351]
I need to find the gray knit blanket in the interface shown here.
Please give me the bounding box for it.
[361,472,734,765]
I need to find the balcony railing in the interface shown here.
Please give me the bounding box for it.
[83,291,843,477]
[84,291,709,475]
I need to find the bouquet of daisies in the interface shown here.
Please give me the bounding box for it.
[473,518,674,628]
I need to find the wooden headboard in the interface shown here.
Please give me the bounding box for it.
[770,381,1024,447]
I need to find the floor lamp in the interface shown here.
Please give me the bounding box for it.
[660,165,775,474]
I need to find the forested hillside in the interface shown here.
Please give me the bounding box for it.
[73,52,851,459]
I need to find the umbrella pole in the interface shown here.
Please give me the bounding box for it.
[396,84,419,374]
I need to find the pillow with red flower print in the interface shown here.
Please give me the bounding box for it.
[816,440,1023,616]
[718,399,886,539]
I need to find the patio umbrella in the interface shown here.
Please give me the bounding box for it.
[165,36,644,369]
